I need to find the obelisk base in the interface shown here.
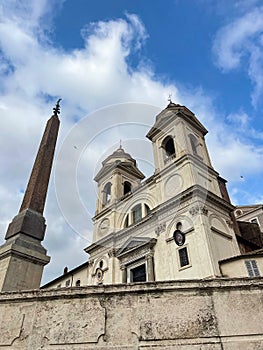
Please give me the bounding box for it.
[0,233,50,291]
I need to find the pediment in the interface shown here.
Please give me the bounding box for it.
[116,236,156,258]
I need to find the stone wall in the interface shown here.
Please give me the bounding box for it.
[0,278,262,349]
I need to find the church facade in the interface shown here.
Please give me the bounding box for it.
[43,102,263,289]
[0,101,263,349]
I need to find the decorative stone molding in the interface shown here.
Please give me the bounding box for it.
[164,153,176,164]
[226,220,234,229]
[121,247,149,265]
[189,205,208,216]
[155,222,166,236]
[116,238,157,267]
[145,251,154,259]
[108,249,116,258]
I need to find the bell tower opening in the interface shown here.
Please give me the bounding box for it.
[124,181,132,195]
[189,134,198,156]
[102,182,111,205]
[162,136,176,159]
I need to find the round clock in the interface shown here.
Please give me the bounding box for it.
[99,218,110,235]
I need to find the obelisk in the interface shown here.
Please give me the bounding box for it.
[0,100,61,291]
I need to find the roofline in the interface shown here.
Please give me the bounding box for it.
[146,106,208,140]
[219,249,263,264]
[236,204,263,209]
[41,261,89,288]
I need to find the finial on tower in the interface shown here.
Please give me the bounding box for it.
[53,98,62,116]
[119,139,122,149]
[166,94,179,109]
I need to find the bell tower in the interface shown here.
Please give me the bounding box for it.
[146,102,222,201]
[85,102,240,285]
[93,146,145,241]
[145,101,240,278]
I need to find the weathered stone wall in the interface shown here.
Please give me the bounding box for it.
[0,278,262,349]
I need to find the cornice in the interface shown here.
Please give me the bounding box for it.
[147,108,208,141]
[156,153,218,179]
[87,185,234,256]
[1,278,263,302]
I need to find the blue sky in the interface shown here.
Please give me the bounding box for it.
[53,0,260,111]
[0,0,263,283]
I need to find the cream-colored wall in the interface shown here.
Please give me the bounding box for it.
[2,279,263,349]
[88,195,240,285]
[235,207,263,230]
[93,157,223,243]
[94,169,144,240]
[44,266,89,289]
[220,256,263,278]
[86,107,240,286]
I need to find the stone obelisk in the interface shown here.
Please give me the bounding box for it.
[0,100,61,291]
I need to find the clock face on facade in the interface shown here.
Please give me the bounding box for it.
[173,229,185,246]
[99,218,110,235]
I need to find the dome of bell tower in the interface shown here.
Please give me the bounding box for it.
[102,146,136,166]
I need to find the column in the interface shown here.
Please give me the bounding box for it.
[120,265,127,283]
[146,254,155,282]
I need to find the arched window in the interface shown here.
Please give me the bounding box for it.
[176,222,182,230]
[162,136,176,159]
[75,280,81,287]
[123,203,151,228]
[102,182,111,205]
[124,181,132,195]
[132,204,142,224]
[189,134,198,155]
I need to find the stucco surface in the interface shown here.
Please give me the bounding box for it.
[0,278,262,349]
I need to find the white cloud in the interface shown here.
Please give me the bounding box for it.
[208,134,263,181]
[226,111,250,127]
[0,1,262,285]
[213,5,263,106]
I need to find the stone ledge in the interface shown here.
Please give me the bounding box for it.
[0,277,262,302]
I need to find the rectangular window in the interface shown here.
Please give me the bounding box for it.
[130,263,146,282]
[65,279,71,287]
[178,247,189,267]
[245,260,260,277]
